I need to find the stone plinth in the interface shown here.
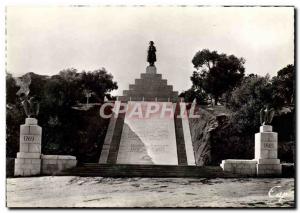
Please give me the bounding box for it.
[255,125,281,176]
[221,159,257,176]
[255,125,278,159]
[14,118,42,176]
[146,66,157,74]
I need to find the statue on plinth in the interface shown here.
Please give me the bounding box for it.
[16,74,40,118]
[260,104,275,125]
[14,73,42,177]
[20,94,40,118]
[147,41,156,66]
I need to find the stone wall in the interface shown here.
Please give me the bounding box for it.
[220,159,257,176]
[189,108,218,166]
[41,155,77,175]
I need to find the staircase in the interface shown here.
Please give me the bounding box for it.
[60,163,238,178]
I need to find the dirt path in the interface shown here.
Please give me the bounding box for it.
[6,177,294,208]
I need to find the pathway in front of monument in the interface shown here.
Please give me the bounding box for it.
[7,176,294,207]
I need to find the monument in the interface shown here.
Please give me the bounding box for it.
[255,125,281,176]
[255,106,281,175]
[14,117,42,176]
[14,75,77,176]
[220,106,282,176]
[14,91,42,176]
[99,42,196,166]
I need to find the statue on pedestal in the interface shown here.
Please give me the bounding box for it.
[260,104,275,125]
[20,94,40,118]
[16,74,40,118]
[147,41,156,66]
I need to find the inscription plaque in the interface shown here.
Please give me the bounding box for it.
[117,102,178,165]
[21,135,41,143]
[263,142,275,149]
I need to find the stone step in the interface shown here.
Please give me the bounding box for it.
[62,163,230,178]
[123,90,175,97]
[140,73,162,80]
[118,96,179,102]
[134,78,168,86]
[128,84,173,92]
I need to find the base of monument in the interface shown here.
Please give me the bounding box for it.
[256,162,282,176]
[146,66,157,74]
[14,153,41,176]
[61,163,240,178]
[220,159,282,177]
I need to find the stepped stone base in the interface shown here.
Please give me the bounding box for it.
[98,66,195,172]
[118,66,179,102]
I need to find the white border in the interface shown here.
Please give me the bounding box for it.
[1,0,298,212]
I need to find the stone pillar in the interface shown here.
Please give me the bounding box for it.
[255,125,281,176]
[14,118,42,176]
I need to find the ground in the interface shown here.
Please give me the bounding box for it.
[7,176,294,208]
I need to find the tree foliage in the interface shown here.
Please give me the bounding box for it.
[191,49,245,103]
[228,75,273,134]
[6,73,19,105]
[179,86,208,104]
[271,64,295,107]
[6,68,118,160]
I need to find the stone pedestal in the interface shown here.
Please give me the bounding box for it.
[255,125,281,176]
[14,118,42,176]
[146,66,157,74]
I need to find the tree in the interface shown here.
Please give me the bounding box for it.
[6,73,18,105]
[228,74,273,134]
[191,49,245,104]
[39,68,118,155]
[81,69,118,102]
[272,64,295,107]
[179,86,208,104]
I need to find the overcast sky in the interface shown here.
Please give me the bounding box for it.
[7,6,294,95]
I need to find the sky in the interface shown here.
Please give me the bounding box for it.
[6,6,294,95]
